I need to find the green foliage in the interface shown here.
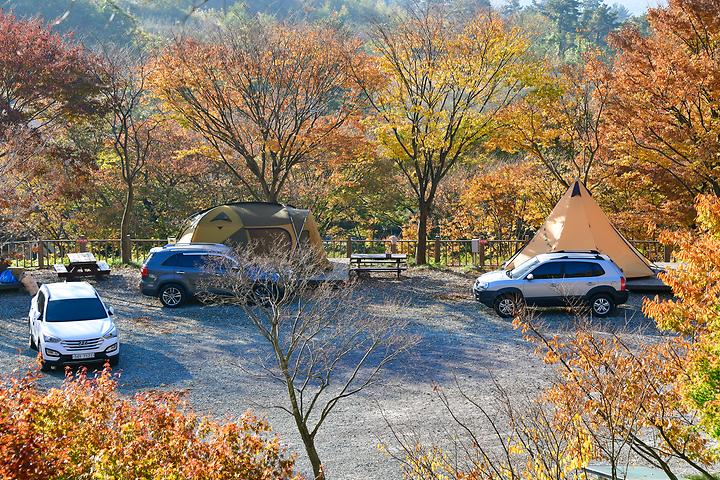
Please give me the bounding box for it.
[3,0,137,44]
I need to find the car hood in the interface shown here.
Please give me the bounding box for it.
[42,318,114,340]
[477,269,512,283]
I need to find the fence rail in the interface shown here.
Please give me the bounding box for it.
[0,239,167,269]
[1,237,673,270]
[325,237,672,268]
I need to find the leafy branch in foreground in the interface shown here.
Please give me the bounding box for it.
[0,364,298,479]
[201,245,418,480]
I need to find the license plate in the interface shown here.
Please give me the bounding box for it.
[72,353,95,360]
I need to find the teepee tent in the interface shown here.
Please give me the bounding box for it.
[505,180,655,278]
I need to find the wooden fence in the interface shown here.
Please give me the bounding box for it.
[0,239,166,269]
[1,237,673,270]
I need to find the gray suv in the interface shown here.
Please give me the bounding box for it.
[473,251,629,318]
[140,243,236,307]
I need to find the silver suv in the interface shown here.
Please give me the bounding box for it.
[139,243,237,307]
[473,251,629,318]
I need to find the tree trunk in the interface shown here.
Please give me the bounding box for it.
[416,203,430,265]
[120,182,134,264]
[295,421,324,480]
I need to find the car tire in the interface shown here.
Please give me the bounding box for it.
[159,283,186,308]
[40,359,52,372]
[590,293,615,317]
[493,293,523,319]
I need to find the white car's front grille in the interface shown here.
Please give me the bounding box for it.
[62,338,103,351]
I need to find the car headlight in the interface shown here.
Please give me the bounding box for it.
[43,334,62,343]
[103,327,117,340]
[475,281,489,290]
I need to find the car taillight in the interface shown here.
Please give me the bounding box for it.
[620,277,626,291]
[140,265,149,279]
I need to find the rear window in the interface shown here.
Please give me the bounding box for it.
[563,261,605,278]
[45,298,107,322]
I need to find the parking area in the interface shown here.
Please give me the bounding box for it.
[0,268,667,479]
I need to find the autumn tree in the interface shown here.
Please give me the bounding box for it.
[0,12,102,234]
[91,45,162,263]
[386,380,593,480]
[604,0,720,201]
[354,9,531,264]
[151,21,364,203]
[519,320,718,479]
[201,246,417,480]
[644,194,720,440]
[0,365,298,479]
[493,55,613,190]
[438,160,559,240]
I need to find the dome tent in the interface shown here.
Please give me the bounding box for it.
[505,180,655,279]
[177,202,326,256]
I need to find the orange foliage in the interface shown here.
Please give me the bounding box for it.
[517,319,718,476]
[150,22,364,203]
[605,0,720,200]
[0,365,298,480]
[438,160,561,239]
[644,194,720,439]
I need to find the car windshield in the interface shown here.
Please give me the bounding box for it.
[509,258,540,279]
[45,298,107,322]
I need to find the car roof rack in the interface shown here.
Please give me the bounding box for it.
[545,251,606,261]
[553,250,601,254]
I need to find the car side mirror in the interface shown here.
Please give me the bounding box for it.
[107,306,114,316]
[525,274,534,281]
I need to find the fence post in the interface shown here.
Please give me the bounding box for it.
[346,236,352,258]
[433,238,441,264]
[479,240,485,269]
[37,241,45,269]
[663,244,672,263]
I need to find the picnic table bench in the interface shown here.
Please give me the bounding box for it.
[54,252,111,281]
[350,253,407,279]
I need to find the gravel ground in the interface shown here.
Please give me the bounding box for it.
[0,267,668,479]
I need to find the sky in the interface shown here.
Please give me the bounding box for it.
[608,0,667,14]
[502,0,668,15]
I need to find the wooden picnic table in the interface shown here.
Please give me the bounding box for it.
[54,252,111,281]
[350,253,407,279]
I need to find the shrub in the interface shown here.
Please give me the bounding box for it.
[0,364,299,480]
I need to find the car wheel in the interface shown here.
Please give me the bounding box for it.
[590,293,615,317]
[493,293,523,318]
[40,359,52,372]
[160,283,186,308]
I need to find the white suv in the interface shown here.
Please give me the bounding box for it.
[28,282,119,371]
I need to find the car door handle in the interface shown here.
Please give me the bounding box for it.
[176,271,185,275]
